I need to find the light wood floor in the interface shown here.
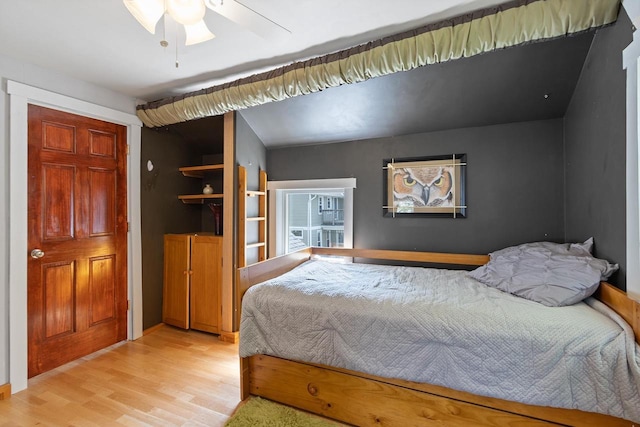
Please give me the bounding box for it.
[0,325,241,426]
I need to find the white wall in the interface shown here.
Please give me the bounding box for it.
[623,0,640,301]
[0,53,139,386]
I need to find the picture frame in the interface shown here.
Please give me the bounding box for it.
[383,154,466,218]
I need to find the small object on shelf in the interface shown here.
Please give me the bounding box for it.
[203,184,214,194]
[208,203,223,235]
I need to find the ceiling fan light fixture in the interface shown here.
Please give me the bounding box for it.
[184,20,216,45]
[166,0,206,25]
[123,0,164,34]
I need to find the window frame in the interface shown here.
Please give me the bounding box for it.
[268,178,356,257]
[623,11,640,302]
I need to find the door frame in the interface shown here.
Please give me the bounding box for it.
[7,80,143,393]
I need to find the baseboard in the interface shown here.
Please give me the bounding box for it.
[143,323,165,336]
[219,330,239,343]
[0,383,11,400]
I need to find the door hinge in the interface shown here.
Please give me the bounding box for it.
[127,222,130,232]
[127,300,131,310]
[126,144,130,155]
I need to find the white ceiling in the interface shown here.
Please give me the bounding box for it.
[0,0,510,102]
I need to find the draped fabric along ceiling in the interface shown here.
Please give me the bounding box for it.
[136,0,620,128]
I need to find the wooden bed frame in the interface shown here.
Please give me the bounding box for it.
[236,247,640,427]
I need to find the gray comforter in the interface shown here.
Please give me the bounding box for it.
[239,260,640,422]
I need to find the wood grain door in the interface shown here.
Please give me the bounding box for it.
[190,235,221,333]
[27,105,128,378]
[162,234,191,329]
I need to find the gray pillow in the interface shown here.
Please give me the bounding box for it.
[468,238,619,307]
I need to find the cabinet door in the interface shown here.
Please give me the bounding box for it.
[163,234,191,329]
[190,235,222,333]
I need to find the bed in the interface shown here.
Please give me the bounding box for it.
[236,246,640,426]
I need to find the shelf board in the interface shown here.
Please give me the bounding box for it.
[246,217,266,222]
[178,194,223,204]
[246,190,266,197]
[246,242,266,249]
[179,164,224,178]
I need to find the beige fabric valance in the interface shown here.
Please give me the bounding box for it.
[137,0,620,128]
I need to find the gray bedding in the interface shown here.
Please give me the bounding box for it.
[469,239,619,306]
[239,259,640,422]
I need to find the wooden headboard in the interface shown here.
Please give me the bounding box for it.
[236,247,640,344]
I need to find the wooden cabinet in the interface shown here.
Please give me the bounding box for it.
[163,233,222,333]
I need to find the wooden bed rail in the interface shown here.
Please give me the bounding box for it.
[311,247,490,266]
[235,248,311,327]
[596,282,640,343]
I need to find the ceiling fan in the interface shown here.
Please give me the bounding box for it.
[123,0,290,46]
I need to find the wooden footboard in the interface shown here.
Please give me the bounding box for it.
[244,355,632,426]
[236,247,640,426]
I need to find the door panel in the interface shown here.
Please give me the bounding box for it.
[28,104,127,378]
[43,262,75,338]
[42,164,75,240]
[89,255,116,326]
[89,169,116,236]
[42,122,75,153]
[190,235,221,333]
[162,234,190,329]
[89,130,116,158]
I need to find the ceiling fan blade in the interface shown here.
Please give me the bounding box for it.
[207,0,291,41]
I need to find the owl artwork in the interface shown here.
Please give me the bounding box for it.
[392,166,454,212]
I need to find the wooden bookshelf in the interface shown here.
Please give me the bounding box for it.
[238,166,267,267]
[179,164,224,178]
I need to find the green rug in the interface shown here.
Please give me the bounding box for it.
[225,397,343,427]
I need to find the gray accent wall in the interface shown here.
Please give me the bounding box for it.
[140,127,202,330]
[564,11,633,289]
[236,112,267,194]
[268,119,565,255]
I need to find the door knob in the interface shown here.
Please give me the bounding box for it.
[30,249,45,259]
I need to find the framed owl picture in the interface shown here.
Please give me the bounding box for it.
[383,154,466,218]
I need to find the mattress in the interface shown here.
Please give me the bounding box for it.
[239,259,640,422]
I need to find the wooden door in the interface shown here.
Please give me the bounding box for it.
[162,234,191,329]
[190,235,221,333]
[27,104,128,378]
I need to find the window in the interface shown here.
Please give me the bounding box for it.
[268,178,356,256]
